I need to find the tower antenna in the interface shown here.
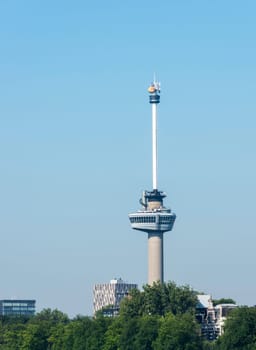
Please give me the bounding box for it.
[148,76,160,190]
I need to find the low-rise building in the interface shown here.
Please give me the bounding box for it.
[196,295,237,340]
[215,303,237,335]
[0,300,36,317]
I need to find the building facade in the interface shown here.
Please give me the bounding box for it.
[196,295,237,340]
[93,278,137,316]
[0,300,36,316]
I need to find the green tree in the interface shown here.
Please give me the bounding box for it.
[120,282,198,318]
[86,315,112,350]
[134,315,159,350]
[20,323,48,350]
[118,317,138,350]
[212,298,236,306]
[65,316,93,350]
[215,307,256,350]
[202,340,216,350]
[164,282,198,315]
[20,309,69,350]
[103,317,123,350]
[104,314,159,350]
[0,320,26,350]
[143,283,170,316]
[31,309,69,325]
[153,313,202,350]
[47,323,66,350]
[119,288,145,318]
[50,315,112,350]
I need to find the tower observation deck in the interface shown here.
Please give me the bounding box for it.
[129,80,176,285]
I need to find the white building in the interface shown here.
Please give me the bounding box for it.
[215,303,237,335]
[196,295,237,340]
[93,278,137,316]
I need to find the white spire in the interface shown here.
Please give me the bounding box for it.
[152,102,158,190]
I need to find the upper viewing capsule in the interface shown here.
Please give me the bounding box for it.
[148,81,161,104]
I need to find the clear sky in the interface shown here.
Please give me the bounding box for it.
[0,0,255,316]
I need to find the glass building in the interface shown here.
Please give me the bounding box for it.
[0,300,36,316]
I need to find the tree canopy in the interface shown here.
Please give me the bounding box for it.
[215,307,256,350]
[0,283,253,350]
[212,298,236,307]
[119,281,198,318]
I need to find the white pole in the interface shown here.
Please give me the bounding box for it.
[152,103,157,190]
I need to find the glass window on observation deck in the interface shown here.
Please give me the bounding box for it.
[131,216,157,223]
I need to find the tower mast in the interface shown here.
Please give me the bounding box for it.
[150,78,160,190]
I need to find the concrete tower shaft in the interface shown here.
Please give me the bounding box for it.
[148,232,164,284]
[129,80,176,285]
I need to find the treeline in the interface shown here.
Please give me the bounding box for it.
[0,282,256,350]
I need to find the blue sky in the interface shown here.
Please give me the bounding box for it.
[0,1,255,316]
